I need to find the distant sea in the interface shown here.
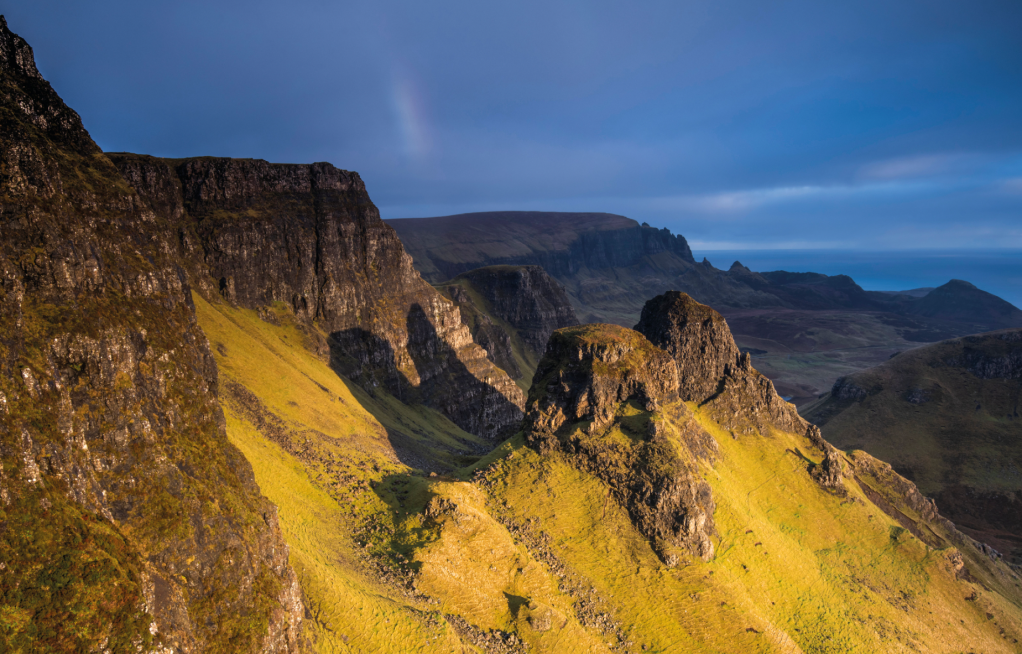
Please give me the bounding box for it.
[696,249,1022,309]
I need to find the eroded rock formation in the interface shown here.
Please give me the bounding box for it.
[635,291,806,436]
[524,324,718,565]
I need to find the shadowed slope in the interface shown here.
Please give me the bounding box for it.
[804,328,1022,561]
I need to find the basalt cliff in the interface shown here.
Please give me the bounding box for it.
[109,153,524,440]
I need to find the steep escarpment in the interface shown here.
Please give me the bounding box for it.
[0,18,301,653]
[804,328,1022,561]
[437,265,578,384]
[110,154,524,440]
[389,212,696,282]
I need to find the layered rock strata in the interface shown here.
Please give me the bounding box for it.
[109,154,524,439]
[0,17,301,653]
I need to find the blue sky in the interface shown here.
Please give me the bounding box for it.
[6,0,1022,250]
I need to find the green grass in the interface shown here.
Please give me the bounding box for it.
[195,293,493,653]
[194,293,1022,653]
[475,402,1022,653]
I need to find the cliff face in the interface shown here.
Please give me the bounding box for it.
[454,266,579,354]
[389,212,696,283]
[437,265,579,384]
[440,282,523,380]
[109,154,525,440]
[0,18,300,654]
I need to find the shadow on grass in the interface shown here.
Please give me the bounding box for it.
[328,303,520,473]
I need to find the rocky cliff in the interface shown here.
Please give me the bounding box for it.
[389,212,696,283]
[635,292,807,436]
[437,265,579,383]
[109,154,525,440]
[0,17,301,653]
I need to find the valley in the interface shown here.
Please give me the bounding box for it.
[391,213,1022,403]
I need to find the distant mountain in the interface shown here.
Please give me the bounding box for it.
[389,211,696,281]
[906,279,1022,329]
[391,213,1022,402]
[803,328,1022,561]
[877,287,935,298]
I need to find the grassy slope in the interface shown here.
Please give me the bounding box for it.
[802,336,1022,497]
[194,294,481,653]
[480,405,1022,653]
[194,292,1022,653]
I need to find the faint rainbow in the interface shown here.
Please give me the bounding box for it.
[391,70,431,161]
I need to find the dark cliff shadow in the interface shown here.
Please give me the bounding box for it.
[328,305,522,473]
[403,302,523,440]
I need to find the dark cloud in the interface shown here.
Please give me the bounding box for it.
[6,0,1021,248]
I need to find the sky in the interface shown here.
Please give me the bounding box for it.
[5,0,1022,251]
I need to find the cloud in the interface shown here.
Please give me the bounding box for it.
[642,180,929,215]
[1001,177,1022,194]
[858,154,963,180]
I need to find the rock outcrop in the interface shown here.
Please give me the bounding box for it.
[635,291,806,436]
[524,324,718,565]
[0,17,301,653]
[109,154,525,440]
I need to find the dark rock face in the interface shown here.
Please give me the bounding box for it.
[437,265,579,382]
[634,291,741,403]
[0,18,301,653]
[455,266,579,355]
[635,291,806,436]
[943,330,1022,380]
[440,283,522,379]
[389,211,696,283]
[831,377,869,401]
[524,324,717,565]
[109,154,525,440]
